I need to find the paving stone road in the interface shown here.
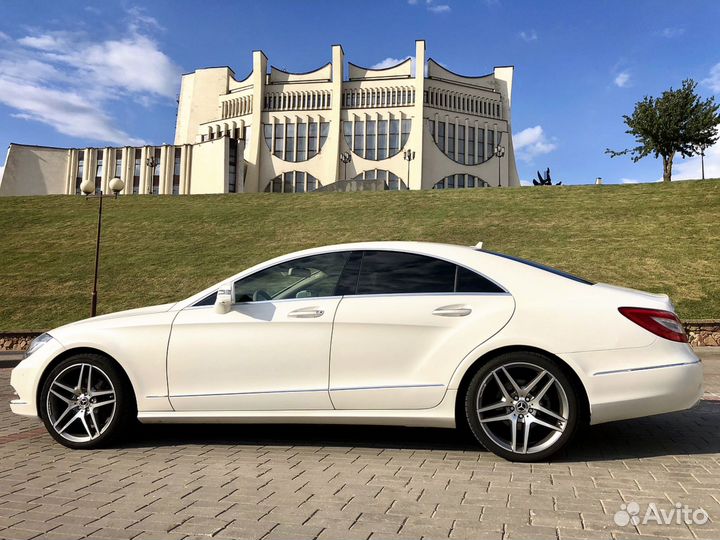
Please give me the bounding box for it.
[0,350,718,540]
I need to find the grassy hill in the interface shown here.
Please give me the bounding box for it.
[0,179,718,330]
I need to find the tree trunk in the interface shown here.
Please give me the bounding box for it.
[662,154,674,182]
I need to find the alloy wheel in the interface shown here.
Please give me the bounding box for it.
[475,362,569,455]
[46,363,117,443]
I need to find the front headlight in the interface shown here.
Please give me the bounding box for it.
[24,333,54,358]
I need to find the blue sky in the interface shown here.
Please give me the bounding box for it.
[1,0,719,185]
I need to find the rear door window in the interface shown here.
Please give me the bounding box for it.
[355,251,456,295]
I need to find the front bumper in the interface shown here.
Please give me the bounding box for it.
[9,337,65,417]
[562,342,704,425]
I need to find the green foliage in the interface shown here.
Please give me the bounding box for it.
[607,79,720,181]
[0,180,718,330]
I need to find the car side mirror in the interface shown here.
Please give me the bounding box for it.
[214,287,233,314]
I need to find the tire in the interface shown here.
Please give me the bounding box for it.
[464,351,580,462]
[39,353,134,449]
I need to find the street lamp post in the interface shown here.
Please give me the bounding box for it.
[81,177,125,317]
[339,151,352,181]
[403,149,415,189]
[146,156,158,194]
[494,145,506,187]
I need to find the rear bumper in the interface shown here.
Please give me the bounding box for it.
[588,360,702,424]
[561,344,703,425]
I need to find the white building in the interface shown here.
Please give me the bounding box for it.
[0,41,519,196]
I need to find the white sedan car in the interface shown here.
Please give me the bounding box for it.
[10,242,702,461]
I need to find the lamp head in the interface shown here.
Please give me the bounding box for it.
[109,177,125,195]
[80,180,95,196]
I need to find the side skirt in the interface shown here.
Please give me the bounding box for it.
[138,389,458,429]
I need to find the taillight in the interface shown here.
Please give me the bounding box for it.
[618,307,688,343]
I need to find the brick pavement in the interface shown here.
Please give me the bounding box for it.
[0,351,718,540]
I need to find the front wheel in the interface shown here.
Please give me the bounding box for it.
[464,352,580,462]
[40,354,133,449]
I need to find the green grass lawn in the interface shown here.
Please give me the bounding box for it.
[0,179,718,330]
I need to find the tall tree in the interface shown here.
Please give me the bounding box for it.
[606,79,720,182]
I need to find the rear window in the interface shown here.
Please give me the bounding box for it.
[456,266,504,293]
[484,251,594,285]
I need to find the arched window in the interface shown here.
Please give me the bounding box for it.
[353,169,407,190]
[263,120,330,162]
[343,117,411,160]
[264,171,321,193]
[433,174,490,189]
[429,119,501,165]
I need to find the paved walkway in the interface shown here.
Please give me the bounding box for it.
[0,351,718,540]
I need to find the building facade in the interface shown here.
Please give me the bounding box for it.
[0,41,519,196]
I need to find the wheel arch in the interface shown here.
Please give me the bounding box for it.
[453,345,591,430]
[36,347,138,418]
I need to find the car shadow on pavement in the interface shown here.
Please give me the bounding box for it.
[123,400,720,462]
[123,399,720,462]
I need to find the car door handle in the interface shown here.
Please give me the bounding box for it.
[432,305,472,317]
[288,307,325,318]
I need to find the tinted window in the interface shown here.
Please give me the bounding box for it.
[334,251,363,296]
[356,251,456,295]
[456,266,504,293]
[484,251,593,285]
[233,252,352,303]
[193,291,217,307]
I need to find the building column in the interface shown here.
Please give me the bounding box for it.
[330,44,344,183]
[160,145,171,194]
[84,148,95,192]
[182,144,192,194]
[102,148,111,193]
[244,50,267,192]
[140,146,150,194]
[65,149,76,194]
[411,40,425,190]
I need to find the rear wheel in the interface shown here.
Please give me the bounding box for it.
[464,352,579,461]
[40,354,132,449]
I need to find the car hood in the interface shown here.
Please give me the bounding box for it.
[52,302,177,332]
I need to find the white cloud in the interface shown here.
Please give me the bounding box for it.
[126,6,163,32]
[427,3,451,13]
[519,30,538,42]
[520,179,532,186]
[370,55,431,77]
[702,62,720,93]
[614,71,631,88]
[620,178,639,184]
[408,0,451,14]
[371,56,411,70]
[674,142,720,180]
[513,125,558,162]
[1,78,144,145]
[48,34,179,98]
[0,31,11,42]
[659,27,684,38]
[0,8,180,146]
[17,33,69,51]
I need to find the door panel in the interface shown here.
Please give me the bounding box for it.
[329,294,515,410]
[168,298,339,411]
